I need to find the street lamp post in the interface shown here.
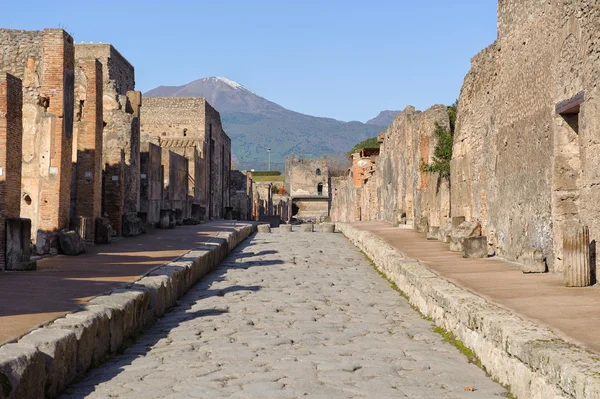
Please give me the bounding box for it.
[267,148,271,171]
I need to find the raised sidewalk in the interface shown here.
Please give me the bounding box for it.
[339,221,600,399]
[0,221,256,398]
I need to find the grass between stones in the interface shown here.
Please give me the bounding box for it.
[358,249,517,399]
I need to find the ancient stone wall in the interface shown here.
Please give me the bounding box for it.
[330,106,450,227]
[140,142,162,224]
[0,73,23,270]
[452,0,600,272]
[230,170,252,220]
[71,58,103,237]
[75,44,141,235]
[0,29,75,253]
[373,105,450,226]
[161,149,189,216]
[141,97,231,219]
[285,155,329,197]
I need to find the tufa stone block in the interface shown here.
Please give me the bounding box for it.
[414,216,429,233]
[320,223,335,233]
[427,226,440,240]
[450,221,481,252]
[122,212,143,237]
[461,236,488,258]
[257,224,271,233]
[5,218,36,271]
[279,224,292,233]
[0,343,45,399]
[521,248,547,273]
[58,230,85,256]
[94,217,113,244]
[300,223,314,232]
[564,225,591,287]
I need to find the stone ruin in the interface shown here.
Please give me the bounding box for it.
[0,29,235,270]
[285,155,330,223]
[330,0,600,283]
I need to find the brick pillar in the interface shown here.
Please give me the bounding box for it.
[564,225,592,287]
[124,90,141,214]
[73,58,103,240]
[38,29,75,236]
[0,73,23,270]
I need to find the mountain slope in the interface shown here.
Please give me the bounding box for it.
[145,77,382,170]
[366,110,401,127]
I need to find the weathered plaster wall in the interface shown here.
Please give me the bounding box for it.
[0,73,23,270]
[141,97,231,219]
[452,0,600,272]
[230,170,253,221]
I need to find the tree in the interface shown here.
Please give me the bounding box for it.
[421,101,457,179]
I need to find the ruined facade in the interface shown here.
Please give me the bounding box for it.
[141,97,231,219]
[331,106,450,228]
[140,142,163,224]
[230,170,254,221]
[0,29,75,254]
[75,44,141,236]
[451,0,600,272]
[285,156,330,222]
[71,57,103,241]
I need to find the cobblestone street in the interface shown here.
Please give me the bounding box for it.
[61,229,508,398]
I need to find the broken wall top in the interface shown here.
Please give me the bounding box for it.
[75,43,134,96]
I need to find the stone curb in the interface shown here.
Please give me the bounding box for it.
[337,222,600,399]
[0,222,255,399]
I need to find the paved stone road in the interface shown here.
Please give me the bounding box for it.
[61,229,508,398]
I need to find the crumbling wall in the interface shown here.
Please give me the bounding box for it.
[162,149,189,215]
[71,58,103,239]
[452,0,600,272]
[141,97,231,219]
[330,175,355,222]
[285,155,329,197]
[0,73,23,270]
[230,170,252,220]
[140,142,162,224]
[374,105,450,226]
[75,44,141,236]
[0,29,75,253]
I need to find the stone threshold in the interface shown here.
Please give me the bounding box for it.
[337,222,600,399]
[0,223,256,399]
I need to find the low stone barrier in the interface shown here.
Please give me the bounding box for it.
[0,222,255,399]
[336,222,600,399]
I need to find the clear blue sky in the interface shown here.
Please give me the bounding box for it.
[2,0,497,123]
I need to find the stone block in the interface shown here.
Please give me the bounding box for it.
[18,328,77,398]
[452,216,466,229]
[137,275,170,322]
[5,218,36,271]
[257,224,271,233]
[58,230,85,256]
[564,225,591,287]
[94,217,113,244]
[191,204,205,221]
[49,308,110,375]
[437,220,452,243]
[174,209,183,226]
[137,212,148,234]
[279,224,292,233]
[224,206,233,220]
[182,218,199,225]
[169,210,177,229]
[461,236,488,258]
[0,343,45,399]
[320,223,335,233]
[521,248,547,273]
[106,287,150,338]
[72,216,94,243]
[427,226,439,240]
[158,209,172,229]
[35,230,55,256]
[414,216,429,233]
[450,221,481,252]
[122,212,143,237]
[259,215,281,228]
[300,223,314,232]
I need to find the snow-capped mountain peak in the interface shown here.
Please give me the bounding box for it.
[202,76,256,95]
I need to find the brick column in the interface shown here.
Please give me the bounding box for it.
[38,28,75,235]
[73,58,103,240]
[0,73,23,270]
